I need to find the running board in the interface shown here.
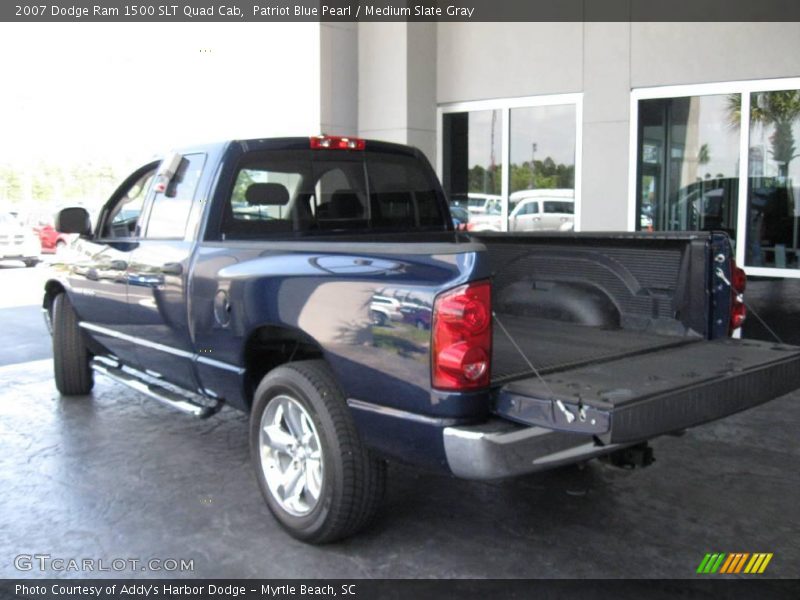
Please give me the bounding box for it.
[91,357,222,419]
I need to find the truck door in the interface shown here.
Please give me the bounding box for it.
[67,162,157,367]
[126,153,207,391]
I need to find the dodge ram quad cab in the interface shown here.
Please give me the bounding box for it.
[45,136,800,543]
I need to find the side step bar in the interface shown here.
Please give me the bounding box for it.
[91,357,222,419]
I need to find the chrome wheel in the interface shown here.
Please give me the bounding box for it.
[259,394,323,517]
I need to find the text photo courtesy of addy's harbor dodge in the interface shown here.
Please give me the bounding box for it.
[14,583,354,597]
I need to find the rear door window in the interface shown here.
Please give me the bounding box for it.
[543,201,574,214]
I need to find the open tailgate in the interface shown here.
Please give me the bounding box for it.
[495,338,800,444]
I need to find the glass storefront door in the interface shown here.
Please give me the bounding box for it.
[745,90,800,269]
[634,80,800,277]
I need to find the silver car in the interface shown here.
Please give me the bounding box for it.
[0,212,40,267]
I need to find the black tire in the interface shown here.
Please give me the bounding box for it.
[250,360,386,544]
[371,311,387,326]
[52,293,94,395]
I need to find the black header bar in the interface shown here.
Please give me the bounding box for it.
[3,0,800,22]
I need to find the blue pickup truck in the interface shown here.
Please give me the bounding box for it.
[46,136,800,543]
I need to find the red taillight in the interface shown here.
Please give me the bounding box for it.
[730,260,747,333]
[310,135,365,150]
[731,300,746,330]
[432,281,492,390]
[732,264,746,293]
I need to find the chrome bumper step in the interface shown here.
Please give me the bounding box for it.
[91,357,222,419]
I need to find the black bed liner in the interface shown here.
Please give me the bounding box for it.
[494,333,800,444]
[491,314,695,383]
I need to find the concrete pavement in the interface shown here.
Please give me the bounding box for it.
[0,264,799,579]
[0,357,798,578]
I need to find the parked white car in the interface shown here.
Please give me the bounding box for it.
[369,294,404,326]
[467,190,575,232]
[0,212,40,267]
[509,197,574,232]
[449,193,503,215]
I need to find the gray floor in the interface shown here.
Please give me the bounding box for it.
[1,266,799,579]
[1,358,798,579]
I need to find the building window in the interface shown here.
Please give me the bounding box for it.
[635,95,739,237]
[508,104,576,232]
[632,79,800,277]
[442,109,502,213]
[745,90,800,269]
[440,95,581,233]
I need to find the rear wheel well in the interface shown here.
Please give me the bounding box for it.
[242,326,324,409]
[43,281,66,310]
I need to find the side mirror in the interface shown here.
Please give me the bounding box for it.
[55,207,92,236]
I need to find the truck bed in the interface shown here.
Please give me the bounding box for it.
[478,232,712,385]
[491,314,694,383]
[474,232,799,444]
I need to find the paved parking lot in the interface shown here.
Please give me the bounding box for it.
[1,265,798,578]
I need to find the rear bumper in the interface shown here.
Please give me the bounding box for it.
[443,419,628,480]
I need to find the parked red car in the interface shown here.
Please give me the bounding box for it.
[34,223,71,254]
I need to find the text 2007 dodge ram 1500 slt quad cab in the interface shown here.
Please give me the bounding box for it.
[45,136,800,543]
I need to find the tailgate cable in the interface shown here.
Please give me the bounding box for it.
[492,311,584,424]
[715,268,784,344]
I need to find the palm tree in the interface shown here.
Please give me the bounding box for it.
[697,143,711,166]
[727,91,800,177]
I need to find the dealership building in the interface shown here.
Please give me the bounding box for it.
[317,21,800,281]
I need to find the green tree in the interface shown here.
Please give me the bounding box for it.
[509,157,574,192]
[468,164,502,195]
[0,165,24,202]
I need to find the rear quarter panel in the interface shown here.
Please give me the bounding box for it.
[189,238,491,420]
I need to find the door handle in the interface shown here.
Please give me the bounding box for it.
[161,262,183,276]
[128,272,164,286]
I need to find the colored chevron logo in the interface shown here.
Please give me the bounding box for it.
[696,552,773,574]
